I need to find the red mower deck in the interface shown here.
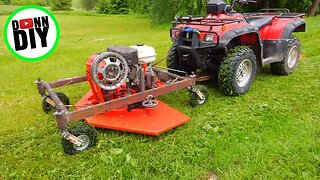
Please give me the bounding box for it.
[75,90,190,135]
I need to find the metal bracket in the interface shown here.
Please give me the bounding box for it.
[62,131,84,147]
[44,96,56,107]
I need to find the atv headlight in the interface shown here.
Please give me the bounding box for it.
[204,34,214,42]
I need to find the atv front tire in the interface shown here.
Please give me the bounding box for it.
[270,36,301,75]
[61,123,98,155]
[166,45,196,76]
[42,92,70,114]
[218,46,257,96]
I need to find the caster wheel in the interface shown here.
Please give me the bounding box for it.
[61,123,98,155]
[189,85,209,107]
[42,92,70,114]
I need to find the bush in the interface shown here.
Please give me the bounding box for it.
[52,0,72,11]
[128,0,151,14]
[150,0,177,24]
[97,0,110,14]
[10,0,48,6]
[1,0,10,5]
[97,0,129,14]
[81,0,97,10]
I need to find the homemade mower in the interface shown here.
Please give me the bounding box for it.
[37,45,209,154]
[168,0,306,95]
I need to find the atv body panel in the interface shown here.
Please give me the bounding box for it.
[171,11,305,71]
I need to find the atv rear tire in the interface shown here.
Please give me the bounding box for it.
[270,36,301,75]
[42,92,70,114]
[218,46,257,96]
[61,123,98,155]
[166,45,196,76]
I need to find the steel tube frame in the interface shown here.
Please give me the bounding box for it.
[37,69,196,134]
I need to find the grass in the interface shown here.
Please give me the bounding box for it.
[0,5,21,15]
[0,12,319,179]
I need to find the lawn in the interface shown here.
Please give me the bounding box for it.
[0,5,21,15]
[0,13,319,179]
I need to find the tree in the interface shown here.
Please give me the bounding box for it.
[308,0,320,16]
[97,0,129,14]
[52,0,72,11]
[128,0,151,14]
[81,0,97,11]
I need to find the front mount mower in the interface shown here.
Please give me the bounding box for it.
[37,45,209,154]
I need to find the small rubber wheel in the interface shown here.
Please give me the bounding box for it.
[218,46,257,96]
[166,45,196,76]
[42,92,70,114]
[270,36,301,75]
[189,85,209,107]
[61,123,98,155]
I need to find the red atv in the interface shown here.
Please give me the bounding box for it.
[167,0,306,95]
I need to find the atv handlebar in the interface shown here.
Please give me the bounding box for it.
[228,0,257,13]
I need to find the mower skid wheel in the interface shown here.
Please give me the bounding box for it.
[61,123,98,155]
[42,92,70,114]
[189,85,209,107]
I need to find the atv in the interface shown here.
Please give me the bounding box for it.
[167,0,306,96]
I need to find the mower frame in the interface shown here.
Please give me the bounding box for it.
[36,67,197,145]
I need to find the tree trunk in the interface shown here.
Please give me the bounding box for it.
[308,0,320,16]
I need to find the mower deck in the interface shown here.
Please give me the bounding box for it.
[75,91,190,135]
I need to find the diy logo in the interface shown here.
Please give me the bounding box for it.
[4,6,60,62]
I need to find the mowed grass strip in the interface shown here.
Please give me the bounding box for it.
[0,14,319,179]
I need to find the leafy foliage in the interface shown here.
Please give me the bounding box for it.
[81,0,97,11]
[128,0,151,14]
[96,0,110,14]
[150,0,177,24]
[9,0,48,6]
[150,0,317,24]
[51,0,72,11]
[1,0,10,5]
[97,0,129,14]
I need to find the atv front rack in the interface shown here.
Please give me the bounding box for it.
[243,8,305,19]
[36,67,197,141]
[173,17,242,28]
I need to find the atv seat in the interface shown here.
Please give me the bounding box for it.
[245,16,273,29]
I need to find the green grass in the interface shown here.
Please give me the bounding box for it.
[0,5,21,15]
[0,13,319,179]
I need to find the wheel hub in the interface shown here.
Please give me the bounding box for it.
[236,59,252,88]
[103,63,121,82]
[73,135,90,151]
[287,46,299,69]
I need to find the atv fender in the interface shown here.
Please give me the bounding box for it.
[218,26,261,48]
[218,26,263,70]
[260,18,305,65]
[281,19,306,39]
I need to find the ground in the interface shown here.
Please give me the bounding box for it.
[0,10,319,179]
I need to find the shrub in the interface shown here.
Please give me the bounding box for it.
[97,0,110,14]
[128,0,151,14]
[51,0,72,11]
[10,0,48,6]
[81,0,97,11]
[109,0,129,14]
[2,0,10,5]
[97,0,129,14]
